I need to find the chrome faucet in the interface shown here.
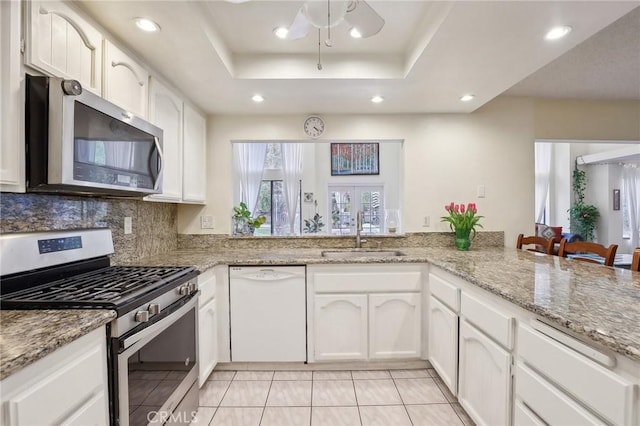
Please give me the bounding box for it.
[356,211,368,248]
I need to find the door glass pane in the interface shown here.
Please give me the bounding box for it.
[360,190,382,234]
[330,189,352,235]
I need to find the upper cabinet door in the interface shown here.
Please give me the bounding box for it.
[1,0,25,192]
[103,40,149,118]
[25,0,103,95]
[182,104,206,203]
[146,78,183,202]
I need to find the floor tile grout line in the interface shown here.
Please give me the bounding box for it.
[257,379,274,426]
[390,372,416,426]
[350,377,364,426]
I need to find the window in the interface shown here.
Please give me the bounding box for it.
[237,143,301,236]
[329,185,384,235]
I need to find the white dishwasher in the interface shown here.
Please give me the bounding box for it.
[229,266,307,362]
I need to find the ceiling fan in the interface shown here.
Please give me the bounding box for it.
[225,0,385,40]
[286,0,385,41]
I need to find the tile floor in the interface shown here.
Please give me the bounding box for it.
[191,367,474,426]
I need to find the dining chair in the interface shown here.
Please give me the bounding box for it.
[632,248,640,272]
[516,234,554,255]
[558,239,618,266]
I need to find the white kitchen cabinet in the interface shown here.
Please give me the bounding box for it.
[24,0,103,95]
[369,293,421,359]
[182,104,207,204]
[428,296,459,395]
[0,327,109,426]
[518,322,635,425]
[308,264,425,362]
[314,294,368,361]
[0,0,25,193]
[198,268,217,386]
[146,78,183,202]
[103,40,149,118]
[458,319,512,426]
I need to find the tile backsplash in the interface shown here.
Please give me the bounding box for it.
[0,193,177,264]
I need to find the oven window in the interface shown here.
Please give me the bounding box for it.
[127,309,196,426]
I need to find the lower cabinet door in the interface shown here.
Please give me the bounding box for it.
[458,319,511,426]
[428,296,459,395]
[514,399,546,426]
[314,294,368,361]
[369,293,421,359]
[198,297,217,386]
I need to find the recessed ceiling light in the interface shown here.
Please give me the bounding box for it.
[371,95,384,103]
[252,94,264,103]
[545,25,572,40]
[134,18,160,32]
[460,94,475,102]
[273,27,289,39]
[350,28,362,39]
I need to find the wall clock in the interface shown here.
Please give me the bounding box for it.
[303,116,325,139]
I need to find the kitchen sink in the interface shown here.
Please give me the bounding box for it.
[321,249,406,258]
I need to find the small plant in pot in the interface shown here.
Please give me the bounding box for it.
[232,202,266,236]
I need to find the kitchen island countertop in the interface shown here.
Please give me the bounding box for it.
[0,309,116,380]
[128,246,640,362]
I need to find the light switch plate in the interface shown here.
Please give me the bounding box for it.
[477,185,486,198]
[201,215,215,229]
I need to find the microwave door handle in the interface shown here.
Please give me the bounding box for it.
[151,136,163,191]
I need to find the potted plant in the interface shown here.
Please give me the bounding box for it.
[568,165,599,241]
[441,202,484,250]
[304,200,325,233]
[232,202,266,236]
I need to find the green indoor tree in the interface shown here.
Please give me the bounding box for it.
[568,164,599,241]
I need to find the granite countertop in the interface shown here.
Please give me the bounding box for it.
[129,246,640,362]
[0,310,116,380]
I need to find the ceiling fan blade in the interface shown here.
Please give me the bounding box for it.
[287,8,311,40]
[344,0,385,38]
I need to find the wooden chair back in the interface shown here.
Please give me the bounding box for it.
[516,234,554,255]
[558,240,618,266]
[632,248,640,272]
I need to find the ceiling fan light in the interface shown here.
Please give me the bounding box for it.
[273,27,289,39]
[252,94,264,103]
[134,18,160,32]
[460,94,475,102]
[350,28,362,38]
[303,1,349,28]
[545,25,572,40]
[371,95,384,103]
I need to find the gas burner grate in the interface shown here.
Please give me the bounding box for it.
[1,266,195,304]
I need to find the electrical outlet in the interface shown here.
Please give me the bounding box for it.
[423,216,430,227]
[124,217,133,234]
[200,215,215,229]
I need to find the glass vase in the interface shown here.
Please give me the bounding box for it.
[455,228,472,251]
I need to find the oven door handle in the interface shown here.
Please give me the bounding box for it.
[120,293,198,351]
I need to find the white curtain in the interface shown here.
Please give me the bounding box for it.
[622,165,640,248]
[233,143,267,213]
[534,143,552,224]
[281,143,303,234]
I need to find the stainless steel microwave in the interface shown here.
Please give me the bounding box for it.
[26,75,163,197]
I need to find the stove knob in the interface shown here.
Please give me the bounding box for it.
[135,310,150,323]
[148,304,160,315]
[188,282,197,294]
[178,284,189,296]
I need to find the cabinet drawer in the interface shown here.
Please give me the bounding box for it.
[515,363,604,425]
[518,324,635,425]
[313,265,422,293]
[461,292,514,349]
[514,399,545,426]
[429,273,460,312]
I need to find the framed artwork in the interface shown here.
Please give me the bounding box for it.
[331,143,380,176]
[613,189,620,211]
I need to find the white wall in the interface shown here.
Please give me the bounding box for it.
[178,96,536,247]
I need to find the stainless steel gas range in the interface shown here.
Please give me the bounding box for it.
[0,228,200,426]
